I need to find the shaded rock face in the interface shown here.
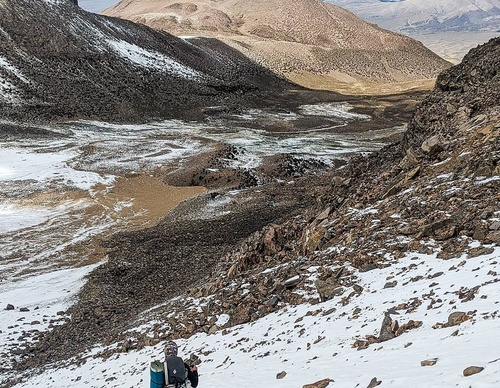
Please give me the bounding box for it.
[402,37,500,151]
[0,0,291,122]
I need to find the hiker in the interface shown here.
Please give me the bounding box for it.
[163,340,199,388]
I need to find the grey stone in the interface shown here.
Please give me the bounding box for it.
[315,279,344,302]
[447,311,467,326]
[421,135,445,156]
[378,315,396,342]
[284,276,301,289]
[421,358,438,366]
[269,296,280,308]
[367,377,382,387]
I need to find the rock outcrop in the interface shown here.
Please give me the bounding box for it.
[103,0,451,92]
[0,0,293,122]
[127,37,499,344]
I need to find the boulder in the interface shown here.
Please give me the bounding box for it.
[303,378,334,388]
[421,358,438,366]
[421,134,445,157]
[315,279,344,302]
[378,314,396,342]
[284,276,301,289]
[447,311,467,326]
[367,377,382,387]
[463,366,484,376]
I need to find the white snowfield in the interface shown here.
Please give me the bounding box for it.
[106,39,203,80]
[4,245,499,387]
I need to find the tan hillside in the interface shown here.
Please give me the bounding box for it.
[103,0,451,93]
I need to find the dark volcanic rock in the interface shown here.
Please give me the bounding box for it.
[0,0,293,123]
[160,37,500,356]
[20,179,319,369]
[402,37,500,151]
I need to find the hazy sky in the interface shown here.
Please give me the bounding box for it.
[78,0,118,13]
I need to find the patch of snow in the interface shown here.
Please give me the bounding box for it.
[215,314,230,327]
[0,56,28,83]
[199,195,233,219]
[0,77,21,103]
[0,145,111,191]
[474,176,500,185]
[432,157,452,166]
[437,172,454,179]
[232,109,300,122]
[443,186,463,196]
[0,265,98,368]
[0,200,85,233]
[299,103,371,120]
[106,39,203,80]
[40,0,66,5]
[347,206,379,219]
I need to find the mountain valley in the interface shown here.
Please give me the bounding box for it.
[0,1,499,387]
[103,0,450,94]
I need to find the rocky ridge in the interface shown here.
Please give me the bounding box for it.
[103,0,451,92]
[101,37,499,358]
[0,0,294,123]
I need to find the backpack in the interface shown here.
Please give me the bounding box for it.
[165,355,188,387]
[150,361,165,388]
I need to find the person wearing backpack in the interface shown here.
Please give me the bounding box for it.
[163,340,199,388]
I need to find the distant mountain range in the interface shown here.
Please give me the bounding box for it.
[327,0,500,33]
[103,0,450,93]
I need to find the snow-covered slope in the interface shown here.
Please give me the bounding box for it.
[3,247,500,387]
[328,0,500,33]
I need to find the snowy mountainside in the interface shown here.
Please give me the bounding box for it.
[4,247,500,387]
[0,0,289,122]
[3,36,499,388]
[328,0,500,33]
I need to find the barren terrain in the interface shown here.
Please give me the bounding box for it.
[104,0,450,93]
